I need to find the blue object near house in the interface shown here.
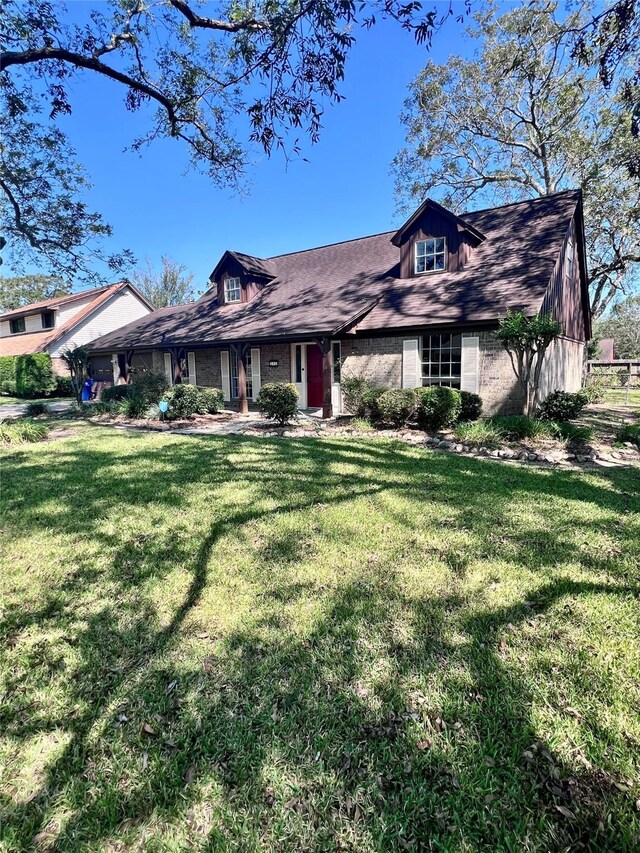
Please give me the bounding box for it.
[81,377,94,402]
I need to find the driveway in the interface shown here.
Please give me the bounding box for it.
[0,400,74,419]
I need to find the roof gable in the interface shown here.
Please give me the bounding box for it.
[391,198,486,248]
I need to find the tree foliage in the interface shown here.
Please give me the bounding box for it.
[131,256,197,308]
[393,0,640,319]
[60,345,90,403]
[495,310,562,416]
[1,0,452,282]
[0,274,71,310]
[594,295,640,358]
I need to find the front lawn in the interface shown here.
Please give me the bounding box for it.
[1,426,639,851]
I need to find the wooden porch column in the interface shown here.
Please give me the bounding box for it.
[170,347,185,384]
[233,343,250,415]
[317,337,333,419]
[125,349,134,383]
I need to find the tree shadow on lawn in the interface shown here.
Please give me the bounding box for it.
[1,434,639,850]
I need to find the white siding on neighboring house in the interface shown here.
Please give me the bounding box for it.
[55,295,96,327]
[0,312,53,337]
[49,288,151,356]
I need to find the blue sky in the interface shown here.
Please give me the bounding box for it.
[7,3,478,293]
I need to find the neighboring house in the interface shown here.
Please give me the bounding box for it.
[88,190,591,416]
[0,282,155,376]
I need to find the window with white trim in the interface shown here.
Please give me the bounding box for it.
[421,333,461,389]
[415,238,446,274]
[223,277,242,303]
[230,349,252,399]
[565,238,575,283]
[179,356,189,383]
[332,341,341,383]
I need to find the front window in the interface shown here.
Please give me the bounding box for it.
[179,356,190,383]
[230,349,252,399]
[422,333,461,389]
[10,317,25,334]
[41,311,54,329]
[415,238,446,274]
[332,341,341,383]
[224,277,242,303]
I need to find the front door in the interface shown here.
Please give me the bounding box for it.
[306,344,323,408]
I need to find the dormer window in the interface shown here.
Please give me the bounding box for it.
[10,317,25,334]
[41,311,54,329]
[223,277,241,303]
[415,238,446,274]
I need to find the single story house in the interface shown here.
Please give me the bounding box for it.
[88,190,591,417]
[0,282,154,376]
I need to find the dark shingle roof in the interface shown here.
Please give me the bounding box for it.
[89,190,580,351]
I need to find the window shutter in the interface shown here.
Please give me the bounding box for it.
[220,350,231,401]
[402,339,420,388]
[461,336,479,393]
[163,352,173,386]
[250,347,261,401]
[111,353,119,384]
[188,351,196,386]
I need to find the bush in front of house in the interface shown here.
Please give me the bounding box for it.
[375,388,416,427]
[165,383,203,420]
[537,390,588,422]
[0,419,49,444]
[197,387,224,414]
[488,415,555,441]
[101,384,130,403]
[415,386,462,431]
[0,356,17,395]
[15,353,57,398]
[458,391,483,422]
[257,382,299,425]
[130,370,169,404]
[54,375,75,397]
[341,377,387,421]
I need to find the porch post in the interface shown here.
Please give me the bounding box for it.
[234,343,249,415]
[317,337,333,419]
[125,349,134,383]
[170,347,184,384]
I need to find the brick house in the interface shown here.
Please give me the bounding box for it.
[0,282,154,375]
[88,190,591,416]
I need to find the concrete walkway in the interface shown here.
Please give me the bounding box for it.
[0,400,74,419]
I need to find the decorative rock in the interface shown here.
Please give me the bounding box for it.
[455,443,464,452]
[501,449,515,459]
[490,449,501,457]
[527,453,538,461]
[439,440,453,449]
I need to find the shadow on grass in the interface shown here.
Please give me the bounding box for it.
[1,433,639,850]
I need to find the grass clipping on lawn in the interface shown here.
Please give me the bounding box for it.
[0,426,639,851]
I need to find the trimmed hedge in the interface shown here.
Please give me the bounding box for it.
[415,386,462,431]
[376,388,416,427]
[458,391,483,422]
[537,390,588,422]
[15,354,57,398]
[0,356,17,395]
[257,382,299,425]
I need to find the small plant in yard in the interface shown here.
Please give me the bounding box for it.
[615,423,640,447]
[257,382,299,425]
[537,390,588,422]
[582,375,609,403]
[119,393,148,419]
[0,419,48,443]
[552,422,594,445]
[415,386,462,431]
[101,385,130,403]
[458,391,483,422]
[453,419,502,448]
[24,401,50,417]
[375,388,416,427]
[351,417,374,432]
[166,384,203,420]
[489,415,556,441]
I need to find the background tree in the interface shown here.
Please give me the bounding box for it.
[393,0,640,319]
[1,0,451,283]
[0,274,71,311]
[495,310,562,416]
[131,257,198,308]
[594,295,640,359]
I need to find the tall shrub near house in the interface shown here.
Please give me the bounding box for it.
[60,345,90,403]
[15,353,56,398]
[0,356,17,394]
[495,310,562,416]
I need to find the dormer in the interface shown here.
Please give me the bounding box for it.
[391,199,486,279]
[209,250,275,305]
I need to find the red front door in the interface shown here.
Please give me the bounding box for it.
[306,345,324,408]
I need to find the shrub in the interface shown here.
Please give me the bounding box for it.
[552,422,594,445]
[537,390,588,422]
[15,354,56,398]
[351,417,374,432]
[375,388,416,427]
[166,383,203,420]
[129,370,169,404]
[257,382,299,425]
[415,386,462,431]
[453,420,503,448]
[583,376,608,403]
[197,387,224,414]
[54,375,75,397]
[489,415,555,441]
[0,419,49,444]
[24,401,50,417]
[93,400,121,416]
[341,378,369,417]
[0,356,17,395]
[616,423,640,448]
[101,384,130,403]
[458,391,483,422]
[119,393,147,419]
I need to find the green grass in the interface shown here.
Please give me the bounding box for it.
[453,419,503,448]
[1,426,639,851]
[0,396,69,406]
[0,419,49,444]
[603,388,640,406]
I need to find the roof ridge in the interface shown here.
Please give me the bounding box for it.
[267,229,396,261]
[463,188,580,217]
